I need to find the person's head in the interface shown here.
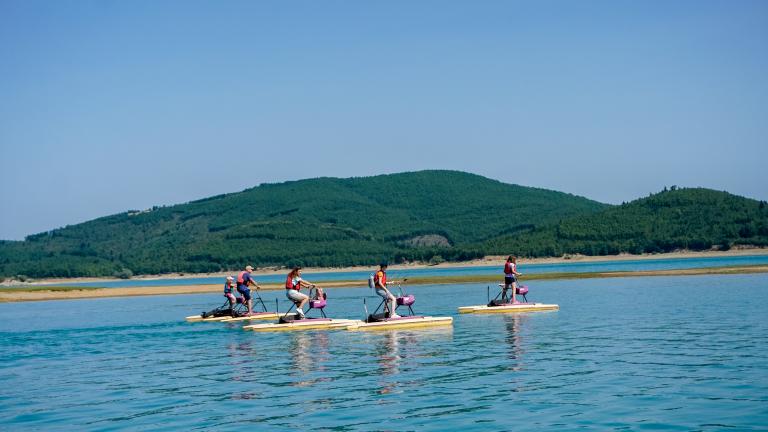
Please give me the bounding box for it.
[289,266,301,278]
[245,265,254,272]
[508,256,516,263]
[379,262,388,270]
[226,276,234,285]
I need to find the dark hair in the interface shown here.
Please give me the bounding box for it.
[288,266,302,278]
[507,255,516,262]
[380,262,388,268]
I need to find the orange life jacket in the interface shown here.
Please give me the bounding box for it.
[374,270,387,287]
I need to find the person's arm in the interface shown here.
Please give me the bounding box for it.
[301,280,323,298]
[377,280,394,296]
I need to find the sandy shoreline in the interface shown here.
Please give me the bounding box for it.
[2,263,766,303]
[5,247,767,288]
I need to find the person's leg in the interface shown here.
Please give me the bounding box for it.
[242,288,253,313]
[288,290,309,317]
[511,279,519,304]
[503,277,513,302]
[388,292,398,318]
[298,296,308,315]
[375,288,391,316]
[296,292,309,317]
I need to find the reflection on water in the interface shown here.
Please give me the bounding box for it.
[289,332,330,387]
[224,341,262,400]
[372,328,454,396]
[290,332,312,377]
[503,314,526,370]
[375,331,403,394]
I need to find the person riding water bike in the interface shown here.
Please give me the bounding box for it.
[374,263,401,318]
[237,265,262,315]
[285,266,323,319]
[224,276,239,308]
[503,256,523,304]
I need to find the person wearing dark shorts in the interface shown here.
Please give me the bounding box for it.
[503,256,522,304]
[236,265,261,315]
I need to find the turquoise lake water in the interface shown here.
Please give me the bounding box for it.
[26,253,768,288]
[1,273,767,430]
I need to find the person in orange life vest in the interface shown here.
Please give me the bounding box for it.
[374,263,400,318]
[285,266,322,319]
[503,256,523,304]
[236,265,261,315]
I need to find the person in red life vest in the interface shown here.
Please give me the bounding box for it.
[237,265,261,315]
[285,266,322,319]
[374,263,400,318]
[503,256,523,304]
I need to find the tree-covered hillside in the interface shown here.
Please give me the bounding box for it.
[483,188,768,257]
[0,171,606,278]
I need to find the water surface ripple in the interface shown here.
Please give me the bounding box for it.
[1,273,767,430]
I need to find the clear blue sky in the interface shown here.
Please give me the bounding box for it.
[1,0,766,240]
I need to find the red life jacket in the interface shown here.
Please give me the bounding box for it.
[504,262,514,275]
[237,271,247,284]
[285,275,299,290]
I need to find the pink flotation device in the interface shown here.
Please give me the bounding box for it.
[309,298,326,309]
[397,294,415,306]
[516,285,528,296]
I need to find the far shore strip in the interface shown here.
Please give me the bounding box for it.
[10,247,768,287]
[2,265,766,303]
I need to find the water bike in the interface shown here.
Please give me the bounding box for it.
[344,281,453,331]
[186,291,278,323]
[243,287,355,332]
[457,282,559,314]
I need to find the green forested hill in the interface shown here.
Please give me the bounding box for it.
[483,187,768,257]
[0,171,606,278]
[3,174,765,280]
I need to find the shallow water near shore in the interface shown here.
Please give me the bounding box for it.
[1,274,767,430]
